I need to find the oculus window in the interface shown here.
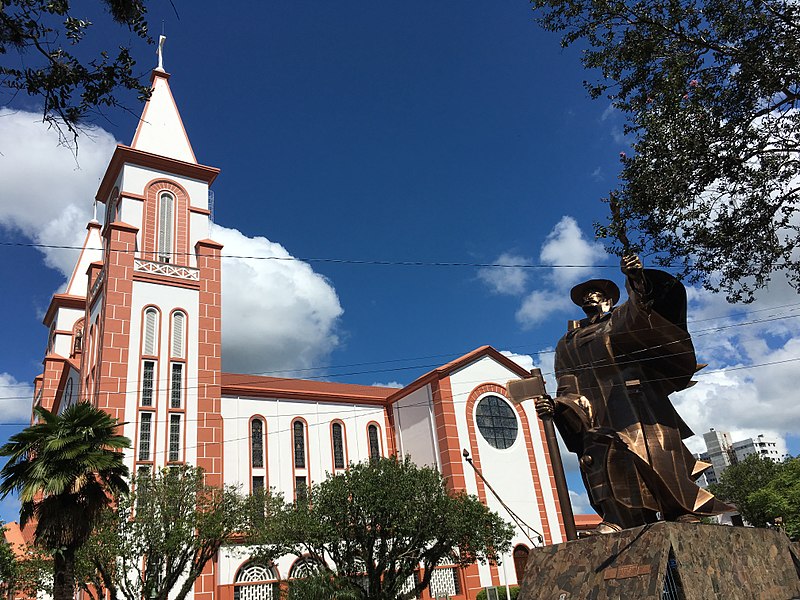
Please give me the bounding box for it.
[475,395,518,450]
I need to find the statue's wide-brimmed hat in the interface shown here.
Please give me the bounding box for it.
[570,279,621,307]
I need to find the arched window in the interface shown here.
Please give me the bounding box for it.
[513,544,530,584]
[288,556,325,580]
[157,191,175,263]
[428,554,461,598]
[141,308,159,408]
[293,420,306,469]
[368,424,381,461]
[171,311,185,358]
[143,308,159,356]
[251,419,264,469]
[331,422,345,470]
[234,561,280,600]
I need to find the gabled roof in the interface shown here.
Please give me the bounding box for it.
[221,373,396,405]
[64,220,103,297]
[386,345,532,403]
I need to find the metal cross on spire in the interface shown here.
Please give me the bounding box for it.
[156,35,167,72]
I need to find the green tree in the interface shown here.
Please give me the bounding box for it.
[1,0,153,144]
[248,456,514,600]
[531,0,800,302]
[709,452,783,526]
[0,529,51,600]
[747,457,800,539]
[79,465,249,600]
[0,402,130,600]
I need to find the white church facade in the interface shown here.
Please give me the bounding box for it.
[29,61,567,600]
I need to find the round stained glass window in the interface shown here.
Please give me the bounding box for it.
[475,395,518,449]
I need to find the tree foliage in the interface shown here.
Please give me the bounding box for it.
[247,456,514,600]
[1,0,153,144]
[709,453,800,538]
[531,0,800,302]
[0,525,51,600]
[0,402,130,600]
[78,465,249,600]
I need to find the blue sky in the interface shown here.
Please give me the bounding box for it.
[0,1,798,521]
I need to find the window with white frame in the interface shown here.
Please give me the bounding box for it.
[139,412,153,462]
[170,363,183,409]
[143,308,159,355]
[168,414,181,462]
[141,361,155,406]
[171,311,185,358]
[234,562,280,600]
[158,191,175,263]
[428,555,460,598]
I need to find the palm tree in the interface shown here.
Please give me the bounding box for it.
[0,402,130,600]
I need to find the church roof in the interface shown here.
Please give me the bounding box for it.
[221,373,396,404]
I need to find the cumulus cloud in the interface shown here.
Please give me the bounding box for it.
[673,280,800,453]
[209,226,343,375]
[539,216,607,288]
[371,381,404,389]
[477,252,531,296]
[569,489,593,515]
[0,109,117,277]
[0,373,34,423]
[0,109,344,377]
[500,350,535,372]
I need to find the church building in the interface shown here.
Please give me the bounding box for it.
[28,56,567,600]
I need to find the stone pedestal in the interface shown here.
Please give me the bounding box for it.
[518,522,800,600]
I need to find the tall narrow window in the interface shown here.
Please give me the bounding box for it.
[295,476,308,502]
[251,419,264,468]
[368,424,380,461]
[170,363,183,409]
[143,308,159,355]
[332,422,345,469]
[158,192,174,263]
[252,476,265,495]
[169,414,181,462]
[171,312,185,358]
[141,361,155,406]
[139,412,153,461]
[293,421,306,469]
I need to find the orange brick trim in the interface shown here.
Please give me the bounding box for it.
[195,238,223,488]
[94,222,137,424]
[430,377,467,492]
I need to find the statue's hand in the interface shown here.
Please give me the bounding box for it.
[620,253,643,277]
[534,396,555,419]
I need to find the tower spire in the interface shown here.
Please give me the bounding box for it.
[156,35,166,72]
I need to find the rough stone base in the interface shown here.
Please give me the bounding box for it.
[518,522,800,600]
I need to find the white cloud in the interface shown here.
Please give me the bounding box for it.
[500,350,535,372]
[477,253,531,296]
[372,381,404,389]
[0,109,344,377]
[515,290,566,328]
[569,489,593,515]
[0,373,34,423]
[0,109,117,278]
[211,225,343,375]
[539,216,606,289]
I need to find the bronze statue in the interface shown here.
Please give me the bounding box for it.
[535,254,730,534]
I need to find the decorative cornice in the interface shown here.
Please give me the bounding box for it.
[95,145,220,204]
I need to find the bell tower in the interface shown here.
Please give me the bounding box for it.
[87,40,224,493]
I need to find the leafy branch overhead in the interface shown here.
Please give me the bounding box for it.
[532,0,800,301]
[1,0,154,145]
